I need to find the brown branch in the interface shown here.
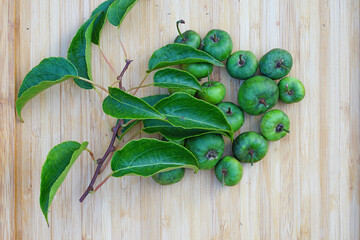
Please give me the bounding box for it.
[117,59,133,89]
[79,59,133,203]
[79,119,123,202]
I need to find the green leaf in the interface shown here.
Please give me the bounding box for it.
[90,0,115,45]
[153,68,202,91]
[154,92,233,139]
[16,57,78,121]
[40,141,88,224]
[147,43,224,73]
[102,87,165,120]
[107,0,138,27]
[142,94,169,106]
[117,94,169,139]
[111,138,198,177]
[143,119,218,141]
[67,13,101,89]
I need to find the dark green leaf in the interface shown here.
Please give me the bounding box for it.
[141,94,170,106]
[16,57,78,121]
[67,13,101,89]
[90,0,115,44]
[143,119,218,141]
[117,94,169,139]
[102,87,165,120]
[111,138,198,177]
[147,43,224,73]
[153,68,202,91]
[107,0,138,27]
[154,92,233,139]
[40,141,88,224]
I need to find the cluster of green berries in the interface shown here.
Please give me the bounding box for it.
[152,20,305,187]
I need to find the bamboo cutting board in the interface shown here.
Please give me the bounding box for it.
[1,0,359,239]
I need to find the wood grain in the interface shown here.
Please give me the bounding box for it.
[0,0,15,239]
[0,0,359,239]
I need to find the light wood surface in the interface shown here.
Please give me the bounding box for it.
[1,0,359,239]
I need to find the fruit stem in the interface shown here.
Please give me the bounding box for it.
[285,84,294,95]
[221,169,227,187]
[280,63,290,70]
[210,33,219,42]
[238,54,245,66]
[258,98,269,107]
[226,107,233,115]
[276,123,290,133]
[176,20,186,40]
[276,59,290,70]
[249,149,254,166]
[207,73,213,86]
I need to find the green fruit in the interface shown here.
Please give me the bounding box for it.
[278,77,305,103]
[197,81,226,104]
[259,48,293,80]
[203,29,233,61]
[215,156,243,186]
[217,102,245,132]
[237,76,279,115]
[181,63,213,79]
[152,168,185,185]
[232,131,268,166]
[168,88,197,96]
[174,20,201,49]
[226,51,258,79]
[185,134,225,170]
[260,109,290,141]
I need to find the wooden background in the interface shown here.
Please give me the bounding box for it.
[1,0,359,239]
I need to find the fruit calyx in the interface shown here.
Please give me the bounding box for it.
[226,107,233,115]
[276,59,290,70]
[276,123,290,133]
[285,84,294,95]
[248,149,254,166]
[258,98,269,107]
[176,19,186,40]
[206,149,218,160]
[238,54,245,66]
[210,33,219,43]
